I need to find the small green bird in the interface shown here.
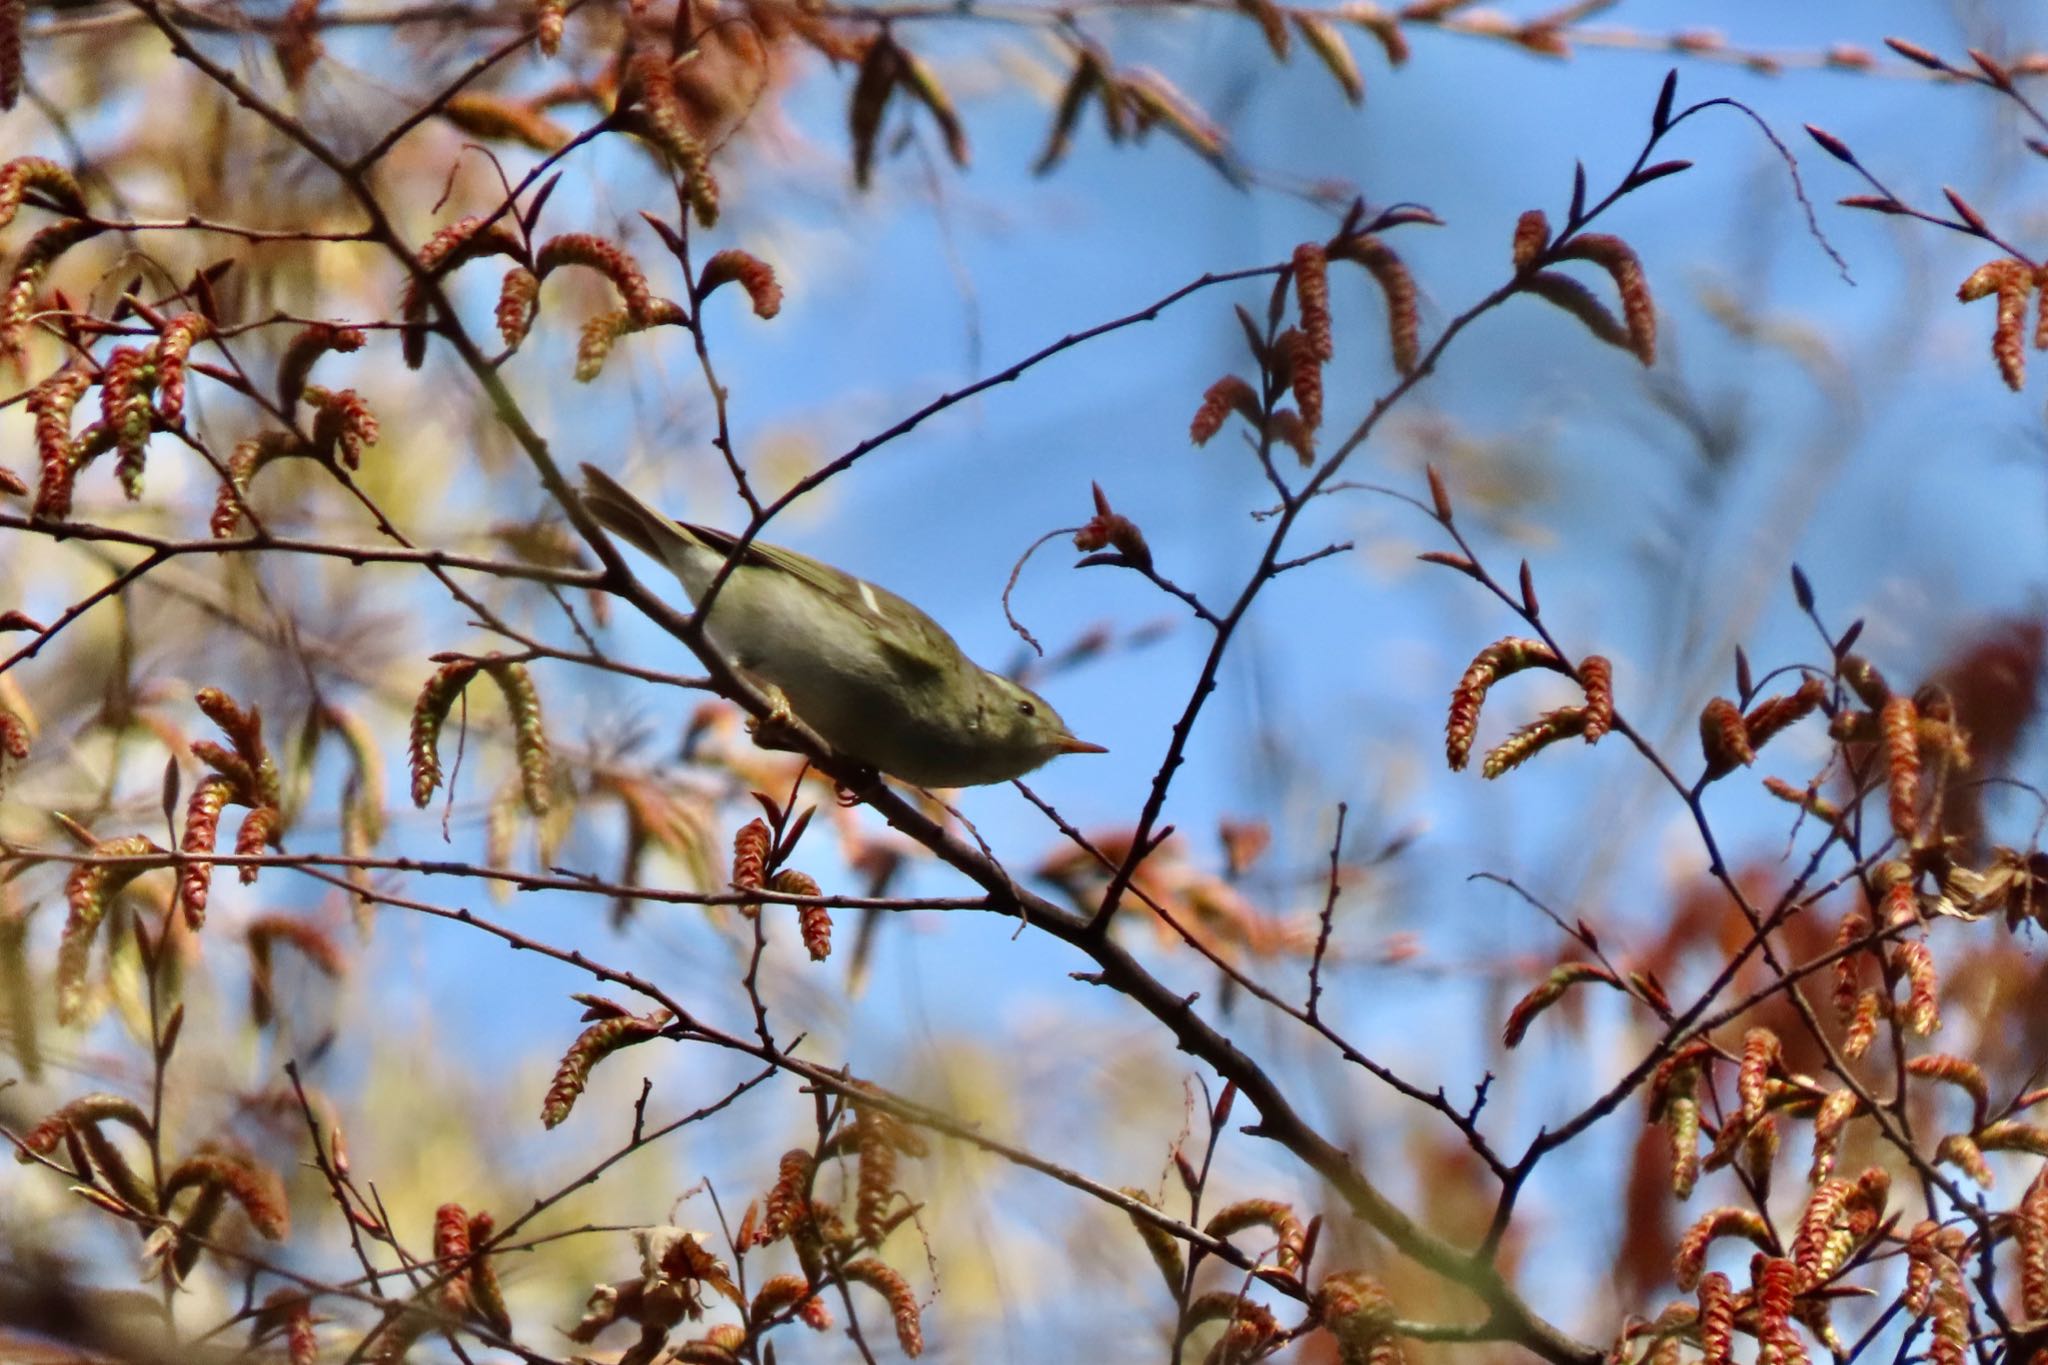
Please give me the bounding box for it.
[579,464,1106,787]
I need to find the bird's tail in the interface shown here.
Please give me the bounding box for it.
[579,463,685,565]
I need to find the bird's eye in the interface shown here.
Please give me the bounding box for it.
[1018,700,1036,716]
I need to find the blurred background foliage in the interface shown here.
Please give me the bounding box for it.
[4,0,2048,1361]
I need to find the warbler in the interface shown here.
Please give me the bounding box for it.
[579,464,1107,787]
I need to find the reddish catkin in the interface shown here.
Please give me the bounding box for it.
[851,1101,898,1246]
[771,869,831,961]
[1843,989,1881,1059]
[536,232,656,325]
[841,1259,922,1357]
[496,267,539,349]
[1744,677,1826,752]
[258,1289,317,1365]
[1907,1054,1989,1123]
[1557,232,1656,366]
[98,346,155,499]
[1752,1257,1799,1356]
[534,0,564,53]
[1934,1133,1991,1187]
[1895,940,1940,1036]
[1119,1188,1186,1293]
[433,1202,473,1312]
[1444,636,1565,770]
[1330,234,1419,375]
[1696,1272,1735,1365]
[163,1152,290,1240]
[1266,408,1315,466]
[2020,1166,2048,1318]
[1511,209,1550,269]
[1764,775,1840,823]
[409,660,481,807]
[731,817,770,916]
[624,51,718,226]
[1830,914,1865,1019]
[1958,258,2033,391]
[540,1010,668,1128]
[698,249,783,319]
[150,313,209,424]
[2,221,105,365]
[1880,694,1920,844]
[179,778,233,928]
[210,432,297,539]
[275,321,366,411]
[234,806,280,883]
[1673,1208,1771,1291]
[1790,1180,1854,1288]
[1204,1198,1306,1272]
[1698,697,1754,777]
[301,384,378,469]
[57,836,158,1022]
[755,1149,814,1246]
[1809,1089,1858,1183]
[483,659,551,816]
[1315,1270,1400,1365]
[1293,242,1333,360]
[1190,375,1260,446]
[1284,328,1324,430]
[465,1210,512,1335]
[0,157,86,230]
[27,365,90,519]
[1737,1027,1780,1121]
[1482,707,1588,779]
[1578,655,1613,742]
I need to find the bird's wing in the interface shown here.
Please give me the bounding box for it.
[681,522,958,678]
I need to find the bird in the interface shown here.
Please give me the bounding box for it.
[579,464,1106,787]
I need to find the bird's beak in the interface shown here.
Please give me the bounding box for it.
[1058,736,1109,755]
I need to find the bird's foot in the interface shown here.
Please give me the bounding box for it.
[744,687,804,753]
[834,766,883,807]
